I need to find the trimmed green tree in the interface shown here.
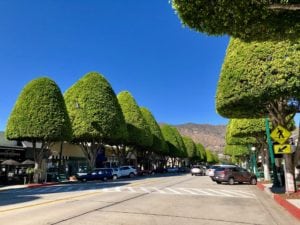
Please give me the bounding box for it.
[117,91,152,165]
[6,77,72,182]
[64,72,127,169]
[196,143,206,162]
[140,107,167,155]
[182,136,197,164]
[172,0,300,41]
[216,37,300,192]
[160,124,186,166]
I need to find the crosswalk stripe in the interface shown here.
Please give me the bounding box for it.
[205,189,235,197]
[219,189,253,198]
[4,185,255,199]
[188,188,215,196]
[126,187,137,193]
[151,187,166,194]
[178,188,200,195]
[165,188,182,195]
[139,187,151,193]
[231,190,256,198]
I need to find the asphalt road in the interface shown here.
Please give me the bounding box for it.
[0,174,299,225]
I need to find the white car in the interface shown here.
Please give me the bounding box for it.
[190,166,204,176]
[118,166,137,178]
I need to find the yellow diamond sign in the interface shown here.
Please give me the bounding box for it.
[270,125,291,144]
[274,144,292,154]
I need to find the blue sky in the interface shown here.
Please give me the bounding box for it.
[0,0,230,131]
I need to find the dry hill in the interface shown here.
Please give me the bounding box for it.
[175,123,226,154]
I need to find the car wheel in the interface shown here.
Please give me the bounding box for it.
[112,175,117,180]
[129,173,135,178]
[228,177,235,185]
[250,177,257,185]
[151,171,155,175]
[103,177,108,182]
[216,181,221,184]
[82,178,87,182]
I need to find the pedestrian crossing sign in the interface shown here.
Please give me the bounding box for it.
[274,144,292,154]
[270,125,291,144]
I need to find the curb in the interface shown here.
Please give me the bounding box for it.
[257,183,300,220]
[27,182,60,188]
[274,194,300,220]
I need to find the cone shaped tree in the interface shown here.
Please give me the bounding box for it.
[6,77,72,182]
[160,124,187,167]
[117,91,153,149]
[140,107,167,155]
[64,72,127,169]
[172,0,300,41]
[182,136,197,163]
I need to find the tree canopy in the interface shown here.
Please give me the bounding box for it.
[229,118,268,138]
[216,37,300,123]
[117,91,152,148]
[160,124,186,158]
[6,77,72,142]
[172,0,300,41]
[140,107,167,154]
[64,72,127,169]
[182,136,197,159]
[196,143,206,162]
[64,72,127,143]
[226,119,257,146]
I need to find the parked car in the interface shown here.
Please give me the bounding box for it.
[190,166,204,176]
[111,168,122,180]
[167,167,179,173]
[152,167,167,174]
[118,166,137,178]
[206,164,236,180]
[213,166,257,185]
[137,169,155,176]
[76,168,113,182]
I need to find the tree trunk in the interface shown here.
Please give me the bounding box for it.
[284,154,296,193]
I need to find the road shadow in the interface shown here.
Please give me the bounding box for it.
[0,172,190,207]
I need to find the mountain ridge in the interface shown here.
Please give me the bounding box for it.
[174,123,226,154]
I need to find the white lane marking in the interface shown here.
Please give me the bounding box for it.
[219,189,254,198]
[151,187,166,194]
[140,187,151,193]
[126,187,137,193]
[165,188,183,195]
[102,187,121,192]
[231,190,256,198]
[178,188,200,195]
[205,189,235,197]
[188,188,215,196]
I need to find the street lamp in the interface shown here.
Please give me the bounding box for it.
[251,146,259,178]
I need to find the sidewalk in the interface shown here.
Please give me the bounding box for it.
[0,181,72,191]
[257,182,300,220]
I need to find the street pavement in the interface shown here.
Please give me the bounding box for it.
[0,174,299,225]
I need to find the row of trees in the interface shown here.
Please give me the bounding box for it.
[172,1,300,192]
[5,72,218,182]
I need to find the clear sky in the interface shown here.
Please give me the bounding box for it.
[0,0,230,131]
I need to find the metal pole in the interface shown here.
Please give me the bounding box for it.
[265,117,279,186]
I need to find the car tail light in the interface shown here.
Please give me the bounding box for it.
[218,171,225,177]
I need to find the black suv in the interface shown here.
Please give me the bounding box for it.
[213,166,257,185]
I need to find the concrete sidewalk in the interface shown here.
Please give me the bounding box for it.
[0,181,72,191]
[257,182,300,220]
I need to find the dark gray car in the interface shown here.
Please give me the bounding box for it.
[213,166,257,185]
